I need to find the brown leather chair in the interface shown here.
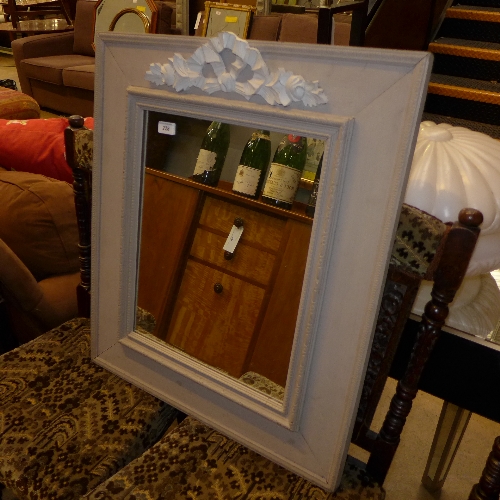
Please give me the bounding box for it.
[0,169,80,346]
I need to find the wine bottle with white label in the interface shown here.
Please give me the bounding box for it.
[192,121,230,186]
[261,134,307,210]
[232,130,271,198]
[305,153,323,218]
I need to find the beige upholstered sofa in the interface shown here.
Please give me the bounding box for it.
[11,0,178,117]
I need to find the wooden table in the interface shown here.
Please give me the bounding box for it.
[0,0,73,37]
[390,318,500,490]
[0,18,72,38]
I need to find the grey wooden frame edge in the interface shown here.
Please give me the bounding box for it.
[90,32,433,491]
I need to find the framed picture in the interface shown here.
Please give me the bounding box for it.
[93,32,431,491]
[202,1,255,37]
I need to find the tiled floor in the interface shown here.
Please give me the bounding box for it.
[1,50,500,500]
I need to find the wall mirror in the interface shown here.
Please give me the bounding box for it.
[139,117,324,391]
[93,32,431,491]
[93,0,157,47]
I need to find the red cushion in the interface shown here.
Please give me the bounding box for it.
[0,117,94,183]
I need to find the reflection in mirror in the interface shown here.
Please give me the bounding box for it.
[93,0,157,47]
[136,110,325,401]
[488,270,500,344]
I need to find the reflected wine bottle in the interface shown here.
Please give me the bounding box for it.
[305,153,323,218]
[261,134,307,210]
[232,130,271,199]
[192,121,230,186]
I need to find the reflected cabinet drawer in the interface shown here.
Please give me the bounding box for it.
[191,196,285,286]
[166,260,266,377]
[199,196,286,252]
[139,172,312,385]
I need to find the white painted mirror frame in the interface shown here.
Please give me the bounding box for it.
[92,32,431,491]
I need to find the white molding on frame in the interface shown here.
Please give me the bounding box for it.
[93,32,432,491]
[123,90,350,431]
[145,32,328,107]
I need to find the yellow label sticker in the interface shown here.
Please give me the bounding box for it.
[225,16,238,22]
[136,6,146,12]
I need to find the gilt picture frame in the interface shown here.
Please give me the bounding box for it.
[202,2,255,37]
[93,0,158,48]
[92,32,431,491]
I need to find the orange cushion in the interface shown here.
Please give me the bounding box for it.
[0,117,94,183]
[0,171,80,281]
[0,88,40,120]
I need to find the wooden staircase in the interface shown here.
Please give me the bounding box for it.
[424,0,500,138]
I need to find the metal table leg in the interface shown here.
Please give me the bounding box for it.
[422,401,472,492]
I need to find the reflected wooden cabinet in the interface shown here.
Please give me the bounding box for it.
[138,168,312,387]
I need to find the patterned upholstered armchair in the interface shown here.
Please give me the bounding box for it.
[0,117,180,500]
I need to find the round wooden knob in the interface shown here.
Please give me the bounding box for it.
[234,217,244,228]
[458,208,483,228]
[214,283,223,294]
[68,115,84,128]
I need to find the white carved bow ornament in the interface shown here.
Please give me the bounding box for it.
[145,32,328,107]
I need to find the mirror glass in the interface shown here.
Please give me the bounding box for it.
[136,110,325,400]
[94,0,157,46]
[487,270,500,343]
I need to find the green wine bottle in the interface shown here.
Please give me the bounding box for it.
[192,121,230,186]
[261,134,307,210]
[305,153,323,218]
[232,130,271,198]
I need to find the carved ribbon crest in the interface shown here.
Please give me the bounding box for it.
[145,32,328,107]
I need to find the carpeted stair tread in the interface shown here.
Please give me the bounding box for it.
[451,4,500,11]
[452,4,500,11]
[421,112,500,138]
[429,0,500,129]
[429,73,500,94]
[448,5,500,16]
[431,37,500,52]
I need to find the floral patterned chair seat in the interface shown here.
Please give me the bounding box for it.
[0,317,179,500]
[83,415,385,500]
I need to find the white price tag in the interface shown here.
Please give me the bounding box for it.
[223,225,244,253]
[158,121,176,135]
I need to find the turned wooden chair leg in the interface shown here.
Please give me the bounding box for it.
[366,208,482,484]
[469,437,500,500]
[65,116,92,318]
